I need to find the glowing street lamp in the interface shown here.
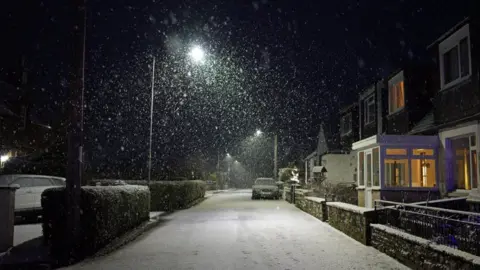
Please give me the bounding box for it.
[188,45,205,64]
[255,130,262,137]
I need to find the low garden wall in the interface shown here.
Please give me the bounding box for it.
[42,185,150,265]
[326,202,375,245]
[296,196,327,221]
[371,224,480,270]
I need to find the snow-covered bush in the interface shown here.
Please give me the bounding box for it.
[41,185,150,265]
[149,180,206,212]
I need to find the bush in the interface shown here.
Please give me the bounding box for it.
[148,180,206,212]
[88,179,206,212]
[42,185,150,265]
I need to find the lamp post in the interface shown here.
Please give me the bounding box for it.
[147,45,205,184]
[255,130,278,181]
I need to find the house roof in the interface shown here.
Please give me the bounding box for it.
[427,17,470,49]
[408,111,435,135]
[339,103,357,114]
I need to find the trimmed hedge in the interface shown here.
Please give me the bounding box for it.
[87,179,206,212]
[41,185,150,265]
[149,180,206,212]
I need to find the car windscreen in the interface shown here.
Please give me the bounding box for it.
[255,179,275,185]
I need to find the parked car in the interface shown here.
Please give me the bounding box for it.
[251,177,281,200]
[0,174,66,218]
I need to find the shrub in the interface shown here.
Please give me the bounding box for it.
[42,185,150,265]
[148,180,206,212]
[87,179,206,212]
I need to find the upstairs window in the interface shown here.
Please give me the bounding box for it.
[364,95,375,125]
[440,24,471,89]
[388,71,405,114]
[340,113,352,135]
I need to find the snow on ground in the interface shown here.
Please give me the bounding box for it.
[14,224,43,246]
[63,190,408,270]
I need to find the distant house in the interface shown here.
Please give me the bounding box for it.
[303,123,355,187]
[350,17,480,208]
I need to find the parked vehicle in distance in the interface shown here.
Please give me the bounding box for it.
[0,174,66,219]
[252,177,281,200]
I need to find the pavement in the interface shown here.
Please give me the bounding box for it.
[62,189,408,270]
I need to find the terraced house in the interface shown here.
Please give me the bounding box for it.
[347,18,480,208]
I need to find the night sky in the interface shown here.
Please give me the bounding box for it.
[0,0,472,177]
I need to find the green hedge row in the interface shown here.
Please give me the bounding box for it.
[148,180,206,212]
[87,180,206,212]
[41,185,150,265]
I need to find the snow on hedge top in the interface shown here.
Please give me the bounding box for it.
[371,224,480,265]
[327,201,374,214]
[305,197,325,203]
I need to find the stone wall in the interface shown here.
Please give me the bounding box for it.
[327,202,375,245]
[371,224,480,270]
[295,197,328,221]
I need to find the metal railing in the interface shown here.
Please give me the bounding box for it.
[375,200,480,256]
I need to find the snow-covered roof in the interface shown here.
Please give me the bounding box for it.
[327,201,374,214]
[408,110,435,135]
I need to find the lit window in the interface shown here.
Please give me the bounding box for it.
[411,158,436,187]
[386,148,407,155]
[388,76,405,113]
[364,95,375,124]
[412,149,434,156]
[385,159,409,187]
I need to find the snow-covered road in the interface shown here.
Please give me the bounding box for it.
[64,190,408,270]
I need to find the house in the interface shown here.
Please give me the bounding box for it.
[339,103,359,151]
[358,80,388,140]
[304,123,355,187]
[352,17,480,208]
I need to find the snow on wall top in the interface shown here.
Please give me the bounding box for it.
[327,201,374,214]
[371,224,480,265]
[305,196,325,203]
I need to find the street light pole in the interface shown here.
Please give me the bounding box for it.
[147,56,155,185]
[66,0,86,261]
[274,134,278,181]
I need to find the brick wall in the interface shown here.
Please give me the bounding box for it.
[371,224,480,270]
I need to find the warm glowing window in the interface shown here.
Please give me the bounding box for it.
[411,158,436,187]
[386,148,407,155]
[385,159,409,187]
[412,149,434,156]
[389,80,405,113]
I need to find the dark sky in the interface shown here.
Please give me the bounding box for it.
[0,0,473,177]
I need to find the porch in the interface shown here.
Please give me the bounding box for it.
[352,135,440,207]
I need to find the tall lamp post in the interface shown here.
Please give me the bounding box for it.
[147,45,205,184]
[255,130,278,181]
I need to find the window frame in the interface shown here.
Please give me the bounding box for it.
[388,71,405,115]
[439,23,472,90]
[340,112,352,135]
[364,94,375,125]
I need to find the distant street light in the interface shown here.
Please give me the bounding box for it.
[188,45,205,64]
[252,130,278,181]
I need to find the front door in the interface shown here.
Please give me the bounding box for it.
[365,150,373,208]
